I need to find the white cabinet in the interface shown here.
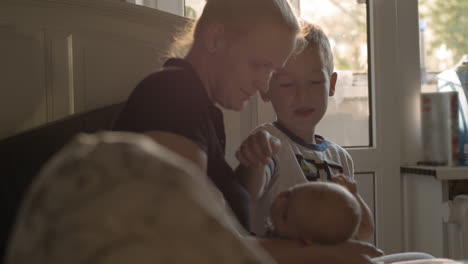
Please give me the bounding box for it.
[72,32,163,112]
[0,0,186,139]
[402,166,468,258]
[0,26,48,138]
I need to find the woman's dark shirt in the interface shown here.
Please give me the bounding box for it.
[112,58,251,230]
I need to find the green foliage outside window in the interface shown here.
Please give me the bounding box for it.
[420,0,468,68]
[185,6,197,19]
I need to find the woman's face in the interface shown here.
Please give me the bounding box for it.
[211,23,296,111]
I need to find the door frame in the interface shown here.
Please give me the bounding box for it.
[348,0,421,253]
[246,0,421,253]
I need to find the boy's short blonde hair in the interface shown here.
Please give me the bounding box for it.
[169,0,300,58]
[297,21,334,75]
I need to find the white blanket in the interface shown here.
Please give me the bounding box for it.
[5,132,273,264]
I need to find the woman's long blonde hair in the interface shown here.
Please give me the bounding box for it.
[168,0,300,58]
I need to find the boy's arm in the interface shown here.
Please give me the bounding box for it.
[235,158,274,200]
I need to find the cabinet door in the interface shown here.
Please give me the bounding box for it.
[403,172,449,258]
[72,33,165,112]
[355,173,377,245]
[0,26,48,139]
[0,0,185,137]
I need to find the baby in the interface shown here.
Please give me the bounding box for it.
[266,182,361,245]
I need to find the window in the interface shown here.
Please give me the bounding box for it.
[257,0,371,147]
[184,0,205,19]
[125,0,184,16]
[125,0,205,19]
[126,0,157,9]
[418,0,468,93]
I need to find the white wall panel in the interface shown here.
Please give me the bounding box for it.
[0,26,47,139]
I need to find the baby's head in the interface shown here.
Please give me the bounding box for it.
[269,182,361,244]
[263,21,337,133]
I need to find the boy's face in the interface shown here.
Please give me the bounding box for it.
[211,23,296,111]
[266,46,337,133]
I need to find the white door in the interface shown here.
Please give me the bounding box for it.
[252,0,421,253]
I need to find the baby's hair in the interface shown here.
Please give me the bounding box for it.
[308,183,361,244]
[296,20,334,75]
[285,182,361,244]
[168,0,300,58]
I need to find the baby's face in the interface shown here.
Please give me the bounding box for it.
[270,183,359,242]
[269,185,318,239]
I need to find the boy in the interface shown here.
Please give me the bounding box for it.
[235,22,375,240]
[266,182,361,245]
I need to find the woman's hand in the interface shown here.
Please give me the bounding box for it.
[256,237,384,264]
[234,130,281,199]
[235,130,281,168]
[314,240,385,264]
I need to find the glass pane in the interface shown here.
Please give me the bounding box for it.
[125,0,157,9]
[257,0,370,147]
[184,0,206,19]
[126,0,184,16]
[419,0,468,93]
